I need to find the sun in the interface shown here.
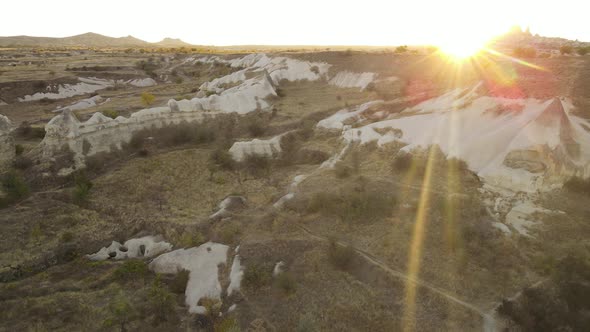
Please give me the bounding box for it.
[436,38,487,60]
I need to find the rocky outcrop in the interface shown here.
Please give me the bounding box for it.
[0,114,14,170]
[209,196,246,220]
[229,135,283,162]
[328,71,377,90]
[340,88,590,192]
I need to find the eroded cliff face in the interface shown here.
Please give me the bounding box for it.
[0,114,14,170]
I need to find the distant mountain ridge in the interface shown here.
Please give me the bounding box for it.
[0,32,195,48]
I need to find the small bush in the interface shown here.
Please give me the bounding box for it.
[104,292,137,332]
[577,47,590,56]
[560,45,574,55]
[243,263,271,290]
[14,144,24,156]
[1,171,30,207]
[328,240,355,270]
[147,275,177,324]
[392,152,412,172]
[179,231,205,248]
[72,172,93,206]
[12,156,33,170]
[242,154,271,178]
[209,149,235,171]
[113,260,149,280]
[395,45,408,53]
[247,121,266,137]
[276,272,296,294]
[307,184,396,223]
[219,223,241,243]
[141,92,156,106]
[564,176,590,196]
[170,269,190,294]
[102,110,119,119]
[513,46,537,58]
[61,232,74,243]
[333,161,351,178]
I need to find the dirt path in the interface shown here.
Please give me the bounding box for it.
[294,223,496,331]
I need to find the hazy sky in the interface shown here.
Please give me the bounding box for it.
[2,0,588,45]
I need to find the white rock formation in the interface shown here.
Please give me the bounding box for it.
[317,101,383,130]
[273,261,285,277]
[19,77,113,101]
[227,254,243,296]
[19,77,157,102]
[229,134,283,162]
[54,95,109,112]
[0,114,14,169]
[149,242,229,314]
[328,71,377,90]
[127,78,157,87]
[339,84,590,192]
[87,236,172,261]
[196,53,331,87]
[209,196,246,220]
[504,201,553,237]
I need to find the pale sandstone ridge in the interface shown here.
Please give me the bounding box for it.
[37,54,355,167]
[228,134,283,162]
[328,71,377,90]
[149,242,236,314]
[333,85,590,192]
[18,77,157,102]
[0,114,15,169]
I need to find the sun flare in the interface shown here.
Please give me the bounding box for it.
[436,38,487,60]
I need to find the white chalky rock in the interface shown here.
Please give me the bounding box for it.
[229,135,283,162]
[87,236,172,261]
[328,71,377,90]
[339,84,590,192]
[149,242,229,314]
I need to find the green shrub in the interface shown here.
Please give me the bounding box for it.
[209,149,235,171]
[179,231,205,248]
[513,46,537,58]
[276,272,296,294]
[61,232,74,243]
[147,275,177,324]
[242,154,271,178]
[307,184,396,223]
[215,317,240,332]
[564,176,590,196]
[243,263,271,290]
[328,240,355,270]
[72,172,93,206]
[102,110,119,119]
[219,223,241,243]
[395,45,408,53]
[104,291,137,331]
[560,45,574,55]
[14,144,24,156]
[577,47,590,56]
[170,269,190,294]
[141,92,156,106]
[113,260,149,280]
[12,156,33,170]
[334,161,351,178]
[247,121,266,137]
[392,152,412,172]
[1,171,30,207]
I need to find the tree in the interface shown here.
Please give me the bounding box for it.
[104,292,137,332]
[141,92,155,106]
[560,45,574,55]
[395,45,408,53]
